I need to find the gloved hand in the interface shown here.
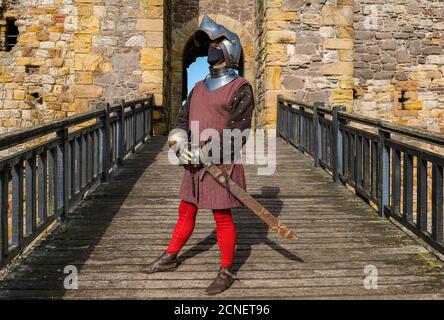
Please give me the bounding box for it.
[178,143,212,168]
[177,143,199,165]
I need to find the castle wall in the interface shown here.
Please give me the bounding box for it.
[0,0,443,135]
[353,0,444,133]
[257,0,355,128]
[0,0,167,135]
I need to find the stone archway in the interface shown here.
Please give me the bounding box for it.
[169,14,255,128]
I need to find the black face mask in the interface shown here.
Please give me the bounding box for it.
[207,46,225,66]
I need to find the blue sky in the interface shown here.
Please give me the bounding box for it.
[187,57,210,94]
[187,56,240,95]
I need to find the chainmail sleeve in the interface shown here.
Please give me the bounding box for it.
[227,83,254,133]
[213,83,255,163]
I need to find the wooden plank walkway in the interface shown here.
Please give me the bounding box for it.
[0,137,443,299]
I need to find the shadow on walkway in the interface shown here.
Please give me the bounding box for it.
[179,186,303,273]
[0,137,167,298]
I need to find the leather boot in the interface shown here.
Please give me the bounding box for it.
[141,252,178,274]
[205,267,238,296]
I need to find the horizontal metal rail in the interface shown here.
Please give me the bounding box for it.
[278,96,444,254]
[0,94,154,268]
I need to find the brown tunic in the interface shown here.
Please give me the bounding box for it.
[176,76,254,210]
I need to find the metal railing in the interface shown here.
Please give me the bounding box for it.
[277,96,444,254]
[0,95,154,267]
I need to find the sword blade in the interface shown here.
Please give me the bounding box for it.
[205,164,299,241]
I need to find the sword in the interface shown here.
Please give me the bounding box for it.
[170,133,299,241]
[201,163,299,241]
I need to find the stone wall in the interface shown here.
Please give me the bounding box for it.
[256,0,298,127]
[0,0,167,135]
[1,0,444,136]
[353,0,444,133]
[259,0,444,134]
[256,0,355,128]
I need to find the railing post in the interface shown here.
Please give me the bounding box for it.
[299,106,305,149]
[131,104,137,154]
[276,95,282,139]
[313,102,323,167]
[147,94,154,138]
[286,103,292,143]
[143,99,148,142]
[117,99,125,166]
[56,127,69,220]
[378,128,391,218]
[98,102,110,182]
[332,106,344,184]
[0,166,9,259]
[12,160,24,246]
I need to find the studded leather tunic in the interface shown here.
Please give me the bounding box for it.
[175,77,255,209]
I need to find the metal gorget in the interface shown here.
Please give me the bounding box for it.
[204,67,239,92]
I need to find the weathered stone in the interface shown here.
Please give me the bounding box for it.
[381,56,396,64]
[92,36,118,46]
[397,49,412,64]
[355,31,373,41]
[78,16,100,34]
[403,101,423,110]
[95,72,116,85]
[73,34,92,53]
[383,64,396,71]
[395,72,409,81]
[112,52,140,70]
[354,69,373,80]
[375,32,391,40]
[426,55,444,65]
[282,0,304,11]
[409,40,421,55]
[142,70,163,84]
[282,74,305,90]
[381,40,397,50]
[321,6,353,26]
[336,27,354,39]
[339,50,353,62]
[323,38,353,50]
[373,71,394,80]
[103,86,129,99]
[320,62,353,76]
[322,50,339,63]
[141,47,163,70]
[71,85,103,99]
[268,8,298,21]
[266,30,296,44]
[422,46,443,55]
[393,33,410,39]
[75,71,93,85]
[138,83,163,94]
[75,54,101,71]
[265,66,281,90]
[361,54,379,62]
[125,35,146,47]
[13,90,26,100]
[136,19,163,31]
[331,89,353,102]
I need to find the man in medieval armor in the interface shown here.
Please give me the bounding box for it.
[141,15,255,296]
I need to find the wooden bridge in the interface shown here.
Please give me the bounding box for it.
[0,96,443,299]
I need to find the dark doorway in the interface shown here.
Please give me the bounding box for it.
[182,36,244,101]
